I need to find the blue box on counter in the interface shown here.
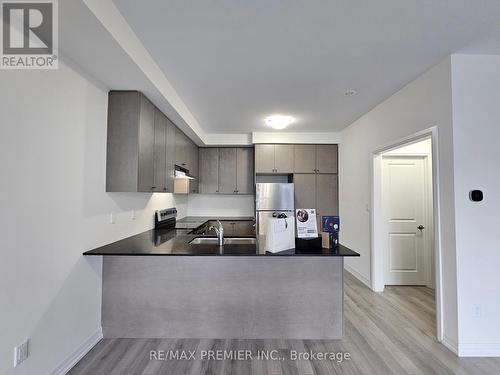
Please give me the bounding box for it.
[322,216,340,233]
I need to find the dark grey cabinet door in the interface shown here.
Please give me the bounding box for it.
[189,142,199,193]
[233,221,256,236]
[274,145,294,173]
[218,148,237,194]
[153,109,167,192]
[294,145,316,173]
[316,145,338,174]
[175,128,189,169]
[254,144,275,173]
[199,148,219,193]
[293,174,317,210]
[236,148,254,194]
[165,118,176,193]
[137,95,155,192]
[316,174,339,230]
[106,91,140,192]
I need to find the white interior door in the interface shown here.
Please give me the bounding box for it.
[382,156,428,285]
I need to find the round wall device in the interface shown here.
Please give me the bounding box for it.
[469,190,483,202]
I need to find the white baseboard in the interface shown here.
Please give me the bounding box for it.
[344,265,371,289]
[458,343,500,357]
[50,327,103,375]
[441,334,458,355]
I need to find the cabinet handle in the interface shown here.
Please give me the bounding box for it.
[163,188,167,191]
[151,186,156,189]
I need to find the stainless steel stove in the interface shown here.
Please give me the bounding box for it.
[154,207,177,230]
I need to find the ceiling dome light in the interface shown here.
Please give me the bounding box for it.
[264,114,295,130]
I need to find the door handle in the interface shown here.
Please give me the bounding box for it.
[417,225,425,230]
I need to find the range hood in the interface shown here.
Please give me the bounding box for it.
[174,165,195,194]
[174,165,195,180]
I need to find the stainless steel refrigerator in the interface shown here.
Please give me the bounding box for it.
[255,183,295,236]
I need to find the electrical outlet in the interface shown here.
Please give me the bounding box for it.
[13,339,28,367]
[110,213,115,224]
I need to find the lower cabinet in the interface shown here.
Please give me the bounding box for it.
[206,220,255,236]
[294,173,338,231]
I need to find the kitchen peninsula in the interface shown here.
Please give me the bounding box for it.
[84,216,359,340]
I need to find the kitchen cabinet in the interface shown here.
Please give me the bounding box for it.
[294,144,338,174]
[255,144,294,173]
[199,148,219,193]
[165,118,176,193]
[175,128,190,169]
[106,91,198,194]
[106,91,161,192]
[294,174,317,210]
[199,147,254,194]
[254,144,275,173]
[274,145,294,173]
[294,173,338,231]
[236,148,254,194]
[316,174,338,227]
[233,221,256,236]
[136,95,156,192]
[293,145,316,173]
[188,141,199,193]
[316,145,338,174]
[205,220,255,237]
[219,148,237,193]
[153,109,167,192]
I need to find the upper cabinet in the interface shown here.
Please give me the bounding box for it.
[106,91,156,192]
[164,118,176,193]
[175,128,190,169]
[218,148,237,194]
[199,148,219,193]
[255,144,294,173]
[293,144,338,174]
[106,91,198,194]
[236,148,254,194]
[199,147,254,194]
[315,145,338,174]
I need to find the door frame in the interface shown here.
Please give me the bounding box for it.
[370,126,443,342]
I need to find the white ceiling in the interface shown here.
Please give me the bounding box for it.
[112,0,500,133]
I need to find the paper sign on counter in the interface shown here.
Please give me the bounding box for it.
[296,209,318,238]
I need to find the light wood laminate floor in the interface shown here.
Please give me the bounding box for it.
[69,272,500,375]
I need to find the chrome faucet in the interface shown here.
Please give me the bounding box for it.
[209,220,224,246]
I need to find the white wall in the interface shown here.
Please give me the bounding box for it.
[187,194,254,217]
[339,58,458,345]
[0,61,187,374]
[451,55,500,356]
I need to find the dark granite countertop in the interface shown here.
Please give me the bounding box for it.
[83,227,360,257]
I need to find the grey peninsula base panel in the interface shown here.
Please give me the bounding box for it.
[102,256,343,339]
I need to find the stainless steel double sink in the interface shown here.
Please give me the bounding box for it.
[189,237,257,245]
